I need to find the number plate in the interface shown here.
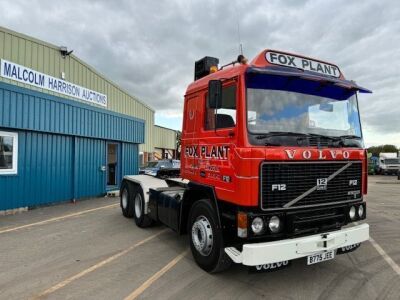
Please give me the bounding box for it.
[307,250,335,265]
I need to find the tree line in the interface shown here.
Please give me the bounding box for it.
[368,145,399,157]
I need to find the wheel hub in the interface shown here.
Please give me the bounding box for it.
[122,189,128,209]
[192,216,213,256]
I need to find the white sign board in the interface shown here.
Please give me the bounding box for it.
[0,59,107,107]
[265,51,341,78]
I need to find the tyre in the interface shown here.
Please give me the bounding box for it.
[188,199,232,273]
[120,181,134,218]
[132,184,153,228]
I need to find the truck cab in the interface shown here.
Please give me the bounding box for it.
[378,152,400,175]
[121,49,371,273]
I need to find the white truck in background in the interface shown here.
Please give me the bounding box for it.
[378,153,400,175]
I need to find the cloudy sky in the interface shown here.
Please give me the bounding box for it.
[1,0,399,147]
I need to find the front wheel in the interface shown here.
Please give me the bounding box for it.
[188,199,232,273]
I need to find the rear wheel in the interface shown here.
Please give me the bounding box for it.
[132,184,153,228]
[120,182,134,218]
[188,199,232,273]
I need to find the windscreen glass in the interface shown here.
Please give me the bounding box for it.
[246,74,362,137]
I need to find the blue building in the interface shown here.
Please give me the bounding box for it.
[0,27,176,213]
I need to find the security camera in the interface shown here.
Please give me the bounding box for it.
[60,46,73,58]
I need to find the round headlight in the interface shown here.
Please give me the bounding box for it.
[268,216,281,233]
[358,205,364,218]
[251,217,264,234]
[349,206,356,220]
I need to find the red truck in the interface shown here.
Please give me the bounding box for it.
[120,49,371,273]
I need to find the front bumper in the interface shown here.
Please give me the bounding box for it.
[225,223,369,266]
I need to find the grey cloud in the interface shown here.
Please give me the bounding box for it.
[0,0,399,145]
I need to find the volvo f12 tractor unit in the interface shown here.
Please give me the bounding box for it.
[120,49,371,273]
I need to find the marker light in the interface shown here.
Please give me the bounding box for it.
[358,205,364,218]
[237,212,248,238]
[210,65,218,73]
[268,216,281,233]
[349,206,356,220]
[251,217,264,234]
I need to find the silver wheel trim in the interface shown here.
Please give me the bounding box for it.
[191,215,213,256]
[122,189,128,209]
[134,193,142,218]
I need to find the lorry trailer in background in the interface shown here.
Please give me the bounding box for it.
[120,49,371,273]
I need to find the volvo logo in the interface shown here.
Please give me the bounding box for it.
[284,149,350,160]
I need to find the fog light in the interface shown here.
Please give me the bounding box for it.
[349,206,356,220]
[268,216,281,233]
[358,205,364,218]
[251,217,264,234]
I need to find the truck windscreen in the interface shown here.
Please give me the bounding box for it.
[246,74,362,138]
[384,159,400,164]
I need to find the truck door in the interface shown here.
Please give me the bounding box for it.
[200,81,237,198]
[181,94,201,179]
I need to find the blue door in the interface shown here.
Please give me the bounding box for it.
[74,137,106,199]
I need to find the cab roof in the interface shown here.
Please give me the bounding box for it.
[186,49,371,96]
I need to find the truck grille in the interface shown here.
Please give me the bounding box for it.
[261,161,362,209]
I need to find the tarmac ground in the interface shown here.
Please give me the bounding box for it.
[0,175,399,300]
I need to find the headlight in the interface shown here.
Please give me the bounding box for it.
[268,216,281,233]
[251,217,264,234]
[349,206,356,220]
[358,205,364,218]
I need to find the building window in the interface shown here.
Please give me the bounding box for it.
[205,85,237,130]
[0,131,18,175]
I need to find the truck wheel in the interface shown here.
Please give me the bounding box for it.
[188,199,232,273]
[132,184,153,228]
[120,182,134,218]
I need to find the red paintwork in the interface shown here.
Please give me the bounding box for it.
[181,49,367,208]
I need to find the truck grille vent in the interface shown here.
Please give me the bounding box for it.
[307,137,330,147]
[261,161,362,209]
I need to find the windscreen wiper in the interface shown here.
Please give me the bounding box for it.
[255,132,347,147]
[255,131,309,140]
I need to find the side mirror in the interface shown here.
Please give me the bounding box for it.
[208,80,222,109]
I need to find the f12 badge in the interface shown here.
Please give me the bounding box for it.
[317,178,328,190]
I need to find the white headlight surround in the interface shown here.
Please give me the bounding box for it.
[268,216,281,233]
[251,217,265,234]
[349,206,356,220]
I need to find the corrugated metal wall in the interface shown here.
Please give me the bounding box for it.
[0,26,156,152]
[0,83,143,210]
[0,130,140,210]
[0,131,74,210]
[0,82,144,144]
[121,142,139,176]
[153,125,177,150]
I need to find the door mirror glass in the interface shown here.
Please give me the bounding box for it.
[208,80,222,109]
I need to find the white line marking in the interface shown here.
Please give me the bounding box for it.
[369,237,400,276]
[124,250,189,300]
[33,229,168,299]
[0,203,119,234]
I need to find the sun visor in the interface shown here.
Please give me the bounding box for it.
[247,67,372,96]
